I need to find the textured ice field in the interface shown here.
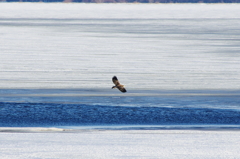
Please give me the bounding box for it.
[1,129,240,159]
[0,3,240,90]
[1,3,240,159]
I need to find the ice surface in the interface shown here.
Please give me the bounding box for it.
[0,4,240,158]
[0,4,240,122]
[1,3,240,19]
[0,3,240,90]
[1,129,240,159]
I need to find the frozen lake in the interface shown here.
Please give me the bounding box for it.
[0,3,240,128]
[1,3,240,159]
[0,3,240,90]
[1,129,240,159]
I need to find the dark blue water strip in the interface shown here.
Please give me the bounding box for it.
[0,102,239,127]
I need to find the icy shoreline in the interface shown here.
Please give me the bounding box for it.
[1,129,240,159]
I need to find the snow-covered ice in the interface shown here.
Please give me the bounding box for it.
[0,3,240,159]
[1,129,240,159]
[0,3,240,90]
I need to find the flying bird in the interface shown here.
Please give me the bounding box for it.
[112,76,127,93]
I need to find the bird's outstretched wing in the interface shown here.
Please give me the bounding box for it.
[118,86,127,93]
[112,76,120,86]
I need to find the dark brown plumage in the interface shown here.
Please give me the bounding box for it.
[112,76,127,93]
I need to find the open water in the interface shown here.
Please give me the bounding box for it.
[0,3,240,129]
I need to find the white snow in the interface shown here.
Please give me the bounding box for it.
[0,4,240,158]
[0,3,240,19]
[0,3,240,90]
[0,129,240,159]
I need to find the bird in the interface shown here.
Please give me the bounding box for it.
[112,76,127,93]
